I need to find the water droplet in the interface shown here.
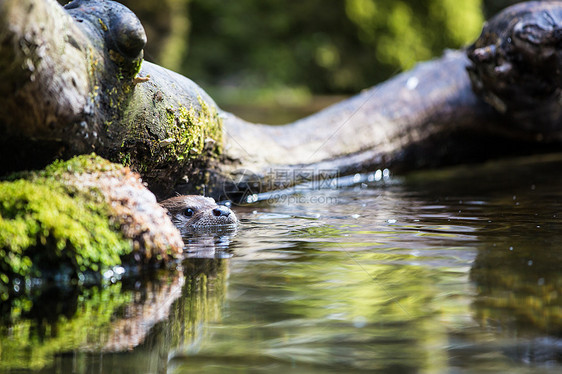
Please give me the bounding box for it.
[406,76,419,90]
[103,270,114,279]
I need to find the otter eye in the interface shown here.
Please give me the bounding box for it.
[183,208,194,217]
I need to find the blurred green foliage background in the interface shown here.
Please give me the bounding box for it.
[72,0,523,121]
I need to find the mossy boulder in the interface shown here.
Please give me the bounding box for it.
[0,154,183,299]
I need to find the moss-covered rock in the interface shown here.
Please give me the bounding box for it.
[0,154,183,299]
[0,179,129,286]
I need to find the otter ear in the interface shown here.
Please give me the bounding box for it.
[159,196,185,212]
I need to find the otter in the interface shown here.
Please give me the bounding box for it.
[159,195,238,234]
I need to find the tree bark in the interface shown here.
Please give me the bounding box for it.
[1,0,561,200]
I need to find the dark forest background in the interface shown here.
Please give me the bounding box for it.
[60,0,523,122]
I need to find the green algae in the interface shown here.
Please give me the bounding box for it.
[0,155,132,299]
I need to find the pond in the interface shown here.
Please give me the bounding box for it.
[2,153,562,373]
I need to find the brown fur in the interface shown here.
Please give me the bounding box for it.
[159,195,237,234]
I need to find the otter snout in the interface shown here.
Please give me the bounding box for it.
[212,205,232,217]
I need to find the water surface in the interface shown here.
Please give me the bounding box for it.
[2,154,562,373]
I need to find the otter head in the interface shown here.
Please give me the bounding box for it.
[159,195,238,234]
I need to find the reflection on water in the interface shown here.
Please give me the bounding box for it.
[181,227,237,259]
[0,261,227,373]
[3,154,562,373]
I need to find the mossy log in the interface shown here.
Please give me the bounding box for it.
[0,0,223,198]
[1,0,562,200]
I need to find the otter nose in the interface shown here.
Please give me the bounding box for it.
[212,206,231,217]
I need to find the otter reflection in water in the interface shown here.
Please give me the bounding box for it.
[159,195,238,234]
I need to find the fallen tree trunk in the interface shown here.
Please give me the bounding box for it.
[1,0,561,199]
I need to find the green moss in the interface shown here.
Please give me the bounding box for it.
[119,152,132,167]
[0,155,132,298]
[86,48,102,104]
[129,57,144,80]
[97,18,108,32]
[40,154,121,177]
[116,94,223,185]
[103,58,145,130]
[109,52,144,85]
[163,96,223,162]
